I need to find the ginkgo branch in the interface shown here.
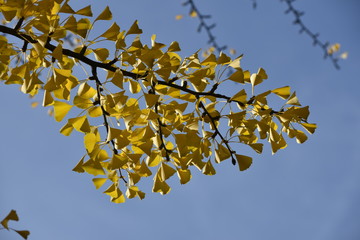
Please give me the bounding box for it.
[198,101,236,165]
[182,0,226,53]
[0,25,144,79]
[281,0,341,69]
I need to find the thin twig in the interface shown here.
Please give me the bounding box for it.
[183,0,227,53]
[281,0,340,69]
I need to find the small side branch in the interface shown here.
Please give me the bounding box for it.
[182,0,227,53]
[281,0,341,69]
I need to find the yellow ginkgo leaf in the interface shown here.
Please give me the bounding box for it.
[217,52,231,65]
[14,230,30,240]
[42,90,54,107]
[230,89,247,103]
[286,92,301,106]
[168,41,181,52]
[108,154,128,170]
[111,194,126,204]
[215,143,231,163]
[126,186,146,200]
[159,163,177,181]
[84,133,97,153]
[92,178,107,189]
[60,122,74,136]
[82,159,105,176]
[340,52,348,59]
[52,43,63,61]
[235,154,252,171]
[129,80,141,93]
[59,2,75,14]
[88,106,102,118]
[177,169,192,184]
[146,151,162,167]
[98,22,120,40]
[249,143,263,154]
[76,18,91,38]
[75,5,93,16]
[152,175,171,195]
[93,48,109,62]
[144,93,160,108]
[202,160,216,175]
[137,161,152,177]
[95,6,112,21]
[228,69,244,83]
[77,83,96,99]
[175,14,183,20]
[295,130,308,144]
[69,115,91,133]
[1,210,18,230]
[327,43,340,55]
[73,96,93,109]
[126,20,142,35]
[72,156,85,173]
[111,69,123,89]
[271,86,291,99]
[190,10,197,18]
[301,123,317,134]
[53,101,73,122]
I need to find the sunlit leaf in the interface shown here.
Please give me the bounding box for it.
[286,92,301,106]
[53,101,73,122]
[92,178,107,189]
[75,5,93,16]
[84,133,97,153]
[126,20,142,35]
[301,123,317,134]
[272,86,291,99]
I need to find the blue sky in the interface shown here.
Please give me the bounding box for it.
[1,0,359,239]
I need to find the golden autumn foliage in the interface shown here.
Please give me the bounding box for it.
[0,0,316,205]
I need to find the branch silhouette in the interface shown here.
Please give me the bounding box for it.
[182,0,344,69]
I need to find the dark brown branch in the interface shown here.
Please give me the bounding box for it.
[182,0,227,53]
[198,101,236,165]
[281,0,340,69]
[0,25,143,79]
[154,97,171,162]
[14,17,24,31]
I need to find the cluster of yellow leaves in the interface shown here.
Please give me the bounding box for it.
[0,0,316,203]
[1,210,30,239]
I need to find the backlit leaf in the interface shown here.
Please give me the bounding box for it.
[168,41,181,52]
[84,133,97,153]
[144,93,160,108]
[53,101,73,122]
[202,160,216,175]
[177,169,191,184]
[272,86,291,99]
[286,92,301,106]
[92,178,107,189]
[301,123,317,134]
[235,154,252,171]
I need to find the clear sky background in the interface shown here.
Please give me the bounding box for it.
[1,0,359,239]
